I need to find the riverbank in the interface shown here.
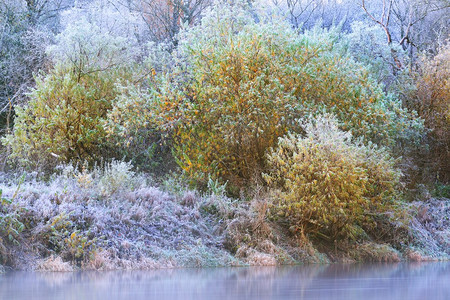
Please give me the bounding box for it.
[0,170,448,272]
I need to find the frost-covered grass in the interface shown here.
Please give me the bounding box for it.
[0,161,448,271]
[0,163,240,270]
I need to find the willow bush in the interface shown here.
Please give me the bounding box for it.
[2,65,133,170]
[160,2,420,190]
[103,42,177,173]
[414,43,450,183]
[104,84,162,171]
[264,114,401,239]
[2,20,137,170]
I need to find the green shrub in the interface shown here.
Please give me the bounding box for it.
[2,65,133,170]
[0,180,25,264]
[103,43,177,173]
[161,2,421,190]
[2,18,138,171]
[39,213,97,266]
[0,189,25,245]
[433,183,450,198]
[104,82,170,173]
[264,114,401,239]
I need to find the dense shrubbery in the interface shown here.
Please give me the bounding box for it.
[0,184,25,264]
[0,160,240,270]
[104,78,172,173]
[346,21,411,93]
[2,3,423,188]
[0,0,449,270]
[2,65,133,170]
[156,3,421,190]
[1,20,137,171]
[0,189,24,241]
[264,114,401,239]
[412,43,450,183]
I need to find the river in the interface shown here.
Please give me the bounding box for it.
[1,262,449,299]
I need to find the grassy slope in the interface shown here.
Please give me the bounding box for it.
[0,169,448,271]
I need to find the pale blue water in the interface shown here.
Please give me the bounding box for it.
[0,262,449,300]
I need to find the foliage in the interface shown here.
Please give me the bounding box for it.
[0,173,26,264]
[433,183,450,199]
[41,213,97,266]
[346,20,408,89]
[0,163,239,269]
[264,114,401,239]
[60,0,147,49]
[1,16,141,171]
[137,0,211,43]
[2,64,132,170]
[160,2,421,190]
[101,41,178,172]
[46,18,137,75]
[96,160,137,198]
[412,43,450,183]
[0,0,57,118]
[61,159,141,198]
[104,82,169,172]
[0,189,25,245]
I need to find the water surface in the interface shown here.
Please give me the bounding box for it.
[1,262,449,300]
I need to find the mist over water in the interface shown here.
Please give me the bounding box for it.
[1,262,449,300]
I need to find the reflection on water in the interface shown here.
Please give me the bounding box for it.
[0,263,449,300]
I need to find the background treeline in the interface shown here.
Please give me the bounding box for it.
[0,0,449,243]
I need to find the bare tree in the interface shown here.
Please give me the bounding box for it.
[270,0,323,28]
[391,0,449,62]
[360,0,449,71]
[0,0,74,131]
[360,0,401,73]
[135,0,211,43]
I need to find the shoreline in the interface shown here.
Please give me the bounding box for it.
[2,257,449,274]
[1,173,448,272]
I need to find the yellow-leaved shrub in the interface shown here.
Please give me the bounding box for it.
[2,65,133,170]
[163,3,419,190]
[414,43,450,182]
[2,18,139,171]
[264,114,401,239]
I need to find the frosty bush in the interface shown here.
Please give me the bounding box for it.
[161,2,420,190]
[67,160,139,198]
[413,43,450,182]
[0,189,25,248]
[346,20,407,89]
[264,114,401,239]
[104,82,168,172]
[97,160,137,197]
[2,65,133,170]
[2,19,137,170]
[89,42,174,172]
[46,18,137,74]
